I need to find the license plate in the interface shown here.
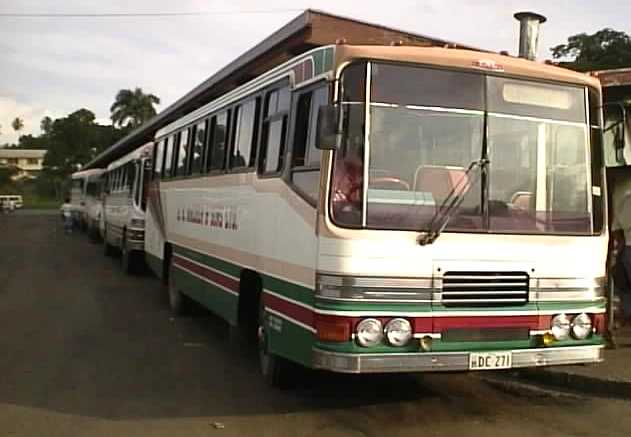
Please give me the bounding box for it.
[469,352,512,370]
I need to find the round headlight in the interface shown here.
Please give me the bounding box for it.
[356,318,383,347]
[571,313,592,339]
[551,314,571,340]
[384,318,413,346]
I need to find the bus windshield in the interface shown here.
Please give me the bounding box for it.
[331,62,595,235]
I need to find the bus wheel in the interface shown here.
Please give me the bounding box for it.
[121,237,136,274]
[103,230,115,257]
[258,300,292,388]
[168,257,190,315]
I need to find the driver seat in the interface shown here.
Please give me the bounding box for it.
[413,165,467,203]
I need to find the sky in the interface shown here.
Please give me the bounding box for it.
[1,0,630,145]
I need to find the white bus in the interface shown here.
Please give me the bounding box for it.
[69,169,104,231]
[102,142,153,273]
[145,44,607,386]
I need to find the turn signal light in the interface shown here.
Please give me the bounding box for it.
[542,332,555,346]
[316,320,350,342]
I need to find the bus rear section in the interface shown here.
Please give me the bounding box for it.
[103,143,153,274]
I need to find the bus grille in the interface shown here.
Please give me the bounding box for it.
[441,272,529,306]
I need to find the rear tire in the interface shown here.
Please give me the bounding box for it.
[168,257,191,315]
[121,236,137,275]
[258,299,293,388]
[103,229,115,257]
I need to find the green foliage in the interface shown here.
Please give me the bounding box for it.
[551,28,631,72]
[110,87,160,129]
[11,117,24,132]
[0,165,18,187]
[40,116,53,135]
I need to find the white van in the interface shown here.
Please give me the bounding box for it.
[0,195,23,210]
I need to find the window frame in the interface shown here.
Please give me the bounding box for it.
[205,110,231,174]
[283,80,331,206]
[257,81,291,178]
[228,97,261,173]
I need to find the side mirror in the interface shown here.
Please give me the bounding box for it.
[604,102,628,163]
[316,104,340,150]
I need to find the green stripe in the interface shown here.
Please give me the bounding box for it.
[173,265,239,325]
[173,243,315,306]
[316,335,605,354]
[174,244,241,278]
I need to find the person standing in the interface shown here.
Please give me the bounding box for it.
[612,180,631,325]
[60,198,73,234]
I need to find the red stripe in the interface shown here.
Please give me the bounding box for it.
[173,254,239,293]
[264,292,314,328]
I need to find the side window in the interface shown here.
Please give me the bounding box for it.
[208,112,229,171]
[191,120,207,174]
[163,135,175,178]
[230,99,259,169]
[290,85,329,202]
[128,162,136,193]
[259,86,290,175]
[154,139,164,179]
[175,128,189,176]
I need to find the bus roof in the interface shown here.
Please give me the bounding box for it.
[106,142,154,172]
[71,168,105,180]
[84,9,483,170]
[335,45,601,89]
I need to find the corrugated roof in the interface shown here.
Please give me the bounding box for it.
[0,149,47,158]
[85,9,482,169]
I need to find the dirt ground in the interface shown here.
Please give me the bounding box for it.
[1,212,630,437]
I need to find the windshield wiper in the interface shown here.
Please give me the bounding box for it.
[418,158,489,246]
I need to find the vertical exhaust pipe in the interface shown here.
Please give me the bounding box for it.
[514,11,547,61]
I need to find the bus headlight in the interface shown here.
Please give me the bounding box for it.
[551,314,571,340]
[356,318,383,347]
[384,318,412,346]
[571,313,592,339]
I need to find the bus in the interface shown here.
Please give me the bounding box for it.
[70,169,104,231]
[144,44,607,386]
[102,143,153,273]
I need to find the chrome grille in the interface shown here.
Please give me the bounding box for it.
[441,271,529,306]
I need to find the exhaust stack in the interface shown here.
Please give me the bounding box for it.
[514,11,547,61]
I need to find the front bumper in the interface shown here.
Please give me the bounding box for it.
[312,345,603,374]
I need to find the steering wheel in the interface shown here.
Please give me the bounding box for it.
[370,177,411,191]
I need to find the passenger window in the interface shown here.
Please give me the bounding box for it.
[259,87,289,174]
[163,136,175,178]
[291,85,329,202]
[230,99,259,169]
[154,139,164,179]
[191,120,207,174]
[208,112,229,171]
[175,129,190,176]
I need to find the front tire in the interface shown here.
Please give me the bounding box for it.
[168,257,191,315]
[258,300,293,388]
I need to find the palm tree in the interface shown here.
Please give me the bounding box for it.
[110,88,160,129]
[12,117,24,133]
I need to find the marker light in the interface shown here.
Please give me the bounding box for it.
[571,313,593,339]
[356,318,383,347]
[551,314,571,340]
[384,318,413,347]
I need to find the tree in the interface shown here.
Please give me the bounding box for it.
[12,117,24,133]
[551,28,631,72]
[110,87,160,129]
[40,116,53,135]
